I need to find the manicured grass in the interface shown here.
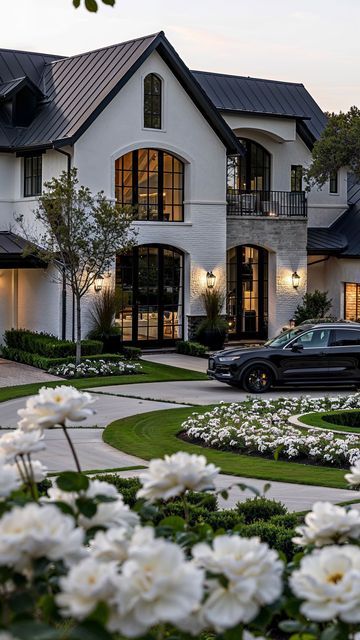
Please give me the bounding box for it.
[298,409,360,434]
[103,405,352,489]
[0,360,206,404]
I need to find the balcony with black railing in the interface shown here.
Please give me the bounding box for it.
[226,190,307,218]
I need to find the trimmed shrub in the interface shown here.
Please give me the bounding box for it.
[3,329,102,357]
[1,348,134,371]
[235,522,296,559]
[269,513,299,529]
[176,340,208,357]
[120,346,142,361]
[236,497,287,524]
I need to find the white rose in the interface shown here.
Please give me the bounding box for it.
[0,503,85,571]
[28,460,48,483]
[345,460,360,487]
[290,545,360,622]
[57,557,119,619]
[0,456,21,498]
[90,527,130,563]
[0,429,45,460]
[192,535,283,631]
[109,536,204,637]
[137,452,219,502]
[293,502,360,547]
[17,386,95,431]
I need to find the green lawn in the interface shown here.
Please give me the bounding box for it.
[298,409,360,434]
[103,405,352,489]
[0,360,206,403]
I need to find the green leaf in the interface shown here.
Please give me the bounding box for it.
[236,482,260,497]
[56,471,89,492]
[158,516,186,531]
[87,602,109,626]
[101,0,115,4]
[290,635,317,640]
[85,0,98,11]
[220,489,229,500]
[76,497,97,518]
[73,0,81,6]
[10,621,62,640]
[69,620,113,640]
[279,620,303,633]
[321,627,341,640]
[262,482,271,494]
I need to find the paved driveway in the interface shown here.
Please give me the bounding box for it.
[0,359,59,387]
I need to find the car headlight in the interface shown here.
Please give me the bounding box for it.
[218,356,240,362]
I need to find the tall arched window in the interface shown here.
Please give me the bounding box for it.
[144,73,162,129]
[115,149,184,221]
[227,139,271,192]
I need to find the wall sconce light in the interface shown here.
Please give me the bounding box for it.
[94,275,104,292]
[289,318,296,328]
[292,271,300,289]
[206,271,216,289]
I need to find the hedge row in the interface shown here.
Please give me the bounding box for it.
[4,329,102,357]
[176,340,208,357]
[2,347,140,371]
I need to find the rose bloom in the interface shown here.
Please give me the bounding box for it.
[137,452,220,502]
[0,455,21,498]
[293,501,360,547]
[57,557,119,619]
[345,460,360,487]
[90,527,130,563]
[192,535,283,631]
[290,545,360,623]
[109,534,204,637]
[0,503,85,571]
[0,429,45,460]
[17,386,95,431]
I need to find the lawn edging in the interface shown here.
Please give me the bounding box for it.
[297,408,360,434]
[103,405,351,489]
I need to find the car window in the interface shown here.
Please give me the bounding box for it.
[330,329,360,346]
[265,327,306,348]
[290,329,330,349]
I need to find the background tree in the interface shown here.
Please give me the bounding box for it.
[305,106,360,188]
[294,290,333,325]
[18,168,135,364]
[73,0,116,11]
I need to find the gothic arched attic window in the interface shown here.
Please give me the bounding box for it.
[144,73,162,129]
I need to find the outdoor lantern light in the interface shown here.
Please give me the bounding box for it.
[206,271,216,289]
[292,271,300,289]
[94,275,104,292]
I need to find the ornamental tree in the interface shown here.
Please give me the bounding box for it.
[17,168,135,364]
[305,106,360,189]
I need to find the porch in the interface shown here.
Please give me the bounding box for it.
[226,189,307,218]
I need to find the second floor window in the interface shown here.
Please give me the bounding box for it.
[115,148,184,221]
[144,73,162,129]
[291,165,303,192]
[24,155,42,197]
[330,170,338,194]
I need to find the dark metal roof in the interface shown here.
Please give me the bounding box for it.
[0,33,242,155]
[191,70,328,145]
[307,227,348,255]
[0,77,26,99]
[0,232,46,268]
[0,48,61,89]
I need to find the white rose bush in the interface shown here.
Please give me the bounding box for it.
[0,386,359,638]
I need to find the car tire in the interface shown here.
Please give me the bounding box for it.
[242,364,273,393]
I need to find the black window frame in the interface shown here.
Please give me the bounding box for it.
[115,149,184,222]
[227,139,271,193]
[329,328,360,347]
[23,154,42,197]
[291,165,303,192]
[329,170,338,194]
[344,282,360,321]
[144,73,162,130]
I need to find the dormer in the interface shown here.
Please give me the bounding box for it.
[0,76,43,127]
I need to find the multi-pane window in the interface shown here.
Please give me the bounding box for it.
[227,140,270,192]
[330,170,338,194]
[115,149,184,221]
[144,73,162,129]
[344,283,360,321]
[291,165,303,192]
[24,155,42,197]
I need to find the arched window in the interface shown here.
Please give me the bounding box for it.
[144,73,162,129]
[115,149,184,221]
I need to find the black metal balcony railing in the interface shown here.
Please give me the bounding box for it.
[226,190,307,218]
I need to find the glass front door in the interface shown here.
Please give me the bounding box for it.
[116,245,184,345]
[227,245,268,340]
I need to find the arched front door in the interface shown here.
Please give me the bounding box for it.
[115,245,184,346]
[227,245,268,340]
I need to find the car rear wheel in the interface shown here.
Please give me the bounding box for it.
[242,364,273,393]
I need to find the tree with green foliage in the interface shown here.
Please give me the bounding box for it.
[73,0,116,11]
[294,289,333,325]
[17,168,135,364]
[305,106,360,189]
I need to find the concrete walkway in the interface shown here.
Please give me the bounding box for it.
[0,359,59,387]
[142,353,208,373]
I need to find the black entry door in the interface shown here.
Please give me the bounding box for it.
[227,245,268,340]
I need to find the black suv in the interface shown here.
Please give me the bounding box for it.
[207,322,360,393]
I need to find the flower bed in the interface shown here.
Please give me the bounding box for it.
[48,358,142,378]
[182,395,360,468]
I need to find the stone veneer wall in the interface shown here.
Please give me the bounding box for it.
[226,217,308,337]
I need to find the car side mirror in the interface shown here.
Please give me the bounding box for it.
[291,342,303,353]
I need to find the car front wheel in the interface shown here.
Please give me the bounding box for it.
[242,364,273,393]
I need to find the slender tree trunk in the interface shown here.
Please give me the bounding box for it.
[76,293,82,366]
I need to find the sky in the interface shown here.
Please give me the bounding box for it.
[1,0,360,112]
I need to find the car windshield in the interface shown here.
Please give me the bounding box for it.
[265,327,307,348]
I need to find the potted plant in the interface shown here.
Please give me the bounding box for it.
[87,286,122,353]
[196,288,227,350]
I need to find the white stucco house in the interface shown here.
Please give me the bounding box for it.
[0,31,358,347]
